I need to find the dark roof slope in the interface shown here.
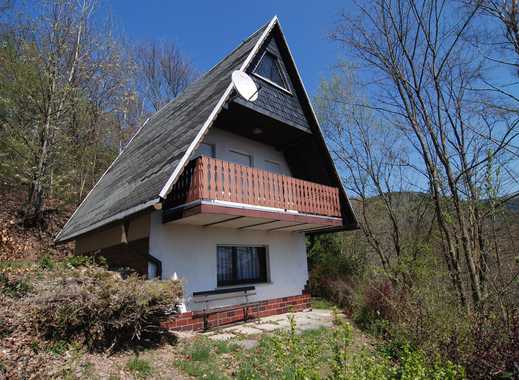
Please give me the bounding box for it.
[56,21,269,242]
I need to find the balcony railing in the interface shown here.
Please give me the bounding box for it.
[167,156,341,218]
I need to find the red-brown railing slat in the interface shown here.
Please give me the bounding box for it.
[176,156,341,217]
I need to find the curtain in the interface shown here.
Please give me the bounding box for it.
[217,246,265,285]
[217,246,233,284]
[236,247,261,281]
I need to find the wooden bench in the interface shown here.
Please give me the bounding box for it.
[192,286,256,330]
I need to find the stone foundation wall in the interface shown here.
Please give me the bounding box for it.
[163,293,311,331]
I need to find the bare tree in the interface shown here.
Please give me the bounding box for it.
[316,67,434,283]
[0,0,133,225]
[135,41,197,112]
[330,0,519,309]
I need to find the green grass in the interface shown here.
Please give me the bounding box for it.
[176,337,230,379]
[311,297,337,310]
[127,357,153,379]
[214,340,240,355]
[174,313,465,380]
[188,338,212,361]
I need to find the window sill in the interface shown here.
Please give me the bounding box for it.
[252,73,293,96]
[217,281,272,290]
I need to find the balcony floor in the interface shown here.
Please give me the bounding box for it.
[162,200,342,233]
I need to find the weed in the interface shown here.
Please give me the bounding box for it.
[38,255,55,270]
[127,356,153,378]
[311,297,336,310]
[214,340,239,354]
[0,272,31,298]
[188,338,212,361]
[48,340,68,356]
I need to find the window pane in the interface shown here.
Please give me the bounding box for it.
[217,246,233,284]
[147,261,159,279]
[264,160,282,174]
[255,52,287,89]
[235,247,260,281]
[228,150,252,167]
[216,246,267,286]
[194,143,214,158]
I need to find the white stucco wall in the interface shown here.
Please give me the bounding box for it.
[194,128,292,176]
[148,211,308,311]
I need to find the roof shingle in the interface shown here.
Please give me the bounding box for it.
[56,21,270,242]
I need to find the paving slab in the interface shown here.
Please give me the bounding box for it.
[235,339,258,349]
[253,323,281,332]
[207,333,236,341]
[191,310,339,344]
[222,325,264,335]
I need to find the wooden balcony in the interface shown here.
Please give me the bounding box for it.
[163,156,343,232]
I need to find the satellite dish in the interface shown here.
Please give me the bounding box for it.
[232,70,259,102]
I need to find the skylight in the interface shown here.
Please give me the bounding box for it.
[254,51,288,90]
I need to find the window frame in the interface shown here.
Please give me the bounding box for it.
[264,159,282,174]
[194,142,216,159]
[252,50,293,95]
[216,245,269,287]
[146,254,162,280]
[228,149,254,167]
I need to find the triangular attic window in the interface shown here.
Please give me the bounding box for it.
[254,51,288,90]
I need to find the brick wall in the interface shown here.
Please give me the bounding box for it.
[162,293,311,331]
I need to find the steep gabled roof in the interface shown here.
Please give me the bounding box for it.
[56,18,276,243]
[56,16,358,243]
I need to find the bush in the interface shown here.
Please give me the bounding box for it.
[463,309,519,379]
[28,264,182,351]
[307,233,367,311]
[354,280,397,335]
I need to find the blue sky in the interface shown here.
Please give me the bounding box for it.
[109,0,350,96]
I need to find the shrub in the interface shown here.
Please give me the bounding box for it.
[354,280,397,335]
[307,233,367,311]
[462,309,519,379]
[27,264,182,351]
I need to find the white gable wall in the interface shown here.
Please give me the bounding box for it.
[194,128,292,176]
[148,211,308,311]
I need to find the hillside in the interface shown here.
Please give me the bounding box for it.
[0,185,73,262]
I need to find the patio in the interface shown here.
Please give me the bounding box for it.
[202,309,337,347]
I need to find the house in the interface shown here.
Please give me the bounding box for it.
[55,16,358,331]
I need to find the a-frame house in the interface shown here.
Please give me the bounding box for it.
[56,16,358,330]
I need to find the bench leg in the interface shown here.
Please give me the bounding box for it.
[203,301,209,331]
[203,313,209,331]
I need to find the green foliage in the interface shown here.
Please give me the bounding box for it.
[307,233,367,308]
[396,344,464,380]
[48,340,68,356]
[188,338,212,362]
[176,337,229,380]
[38,255,55,270]
[214,340,239,355]
[175,314,464,380]
[311,297,337,310]
[64,254,106,269]
[127,357,153,379]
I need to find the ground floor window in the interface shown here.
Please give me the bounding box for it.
[217,245,268,286]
